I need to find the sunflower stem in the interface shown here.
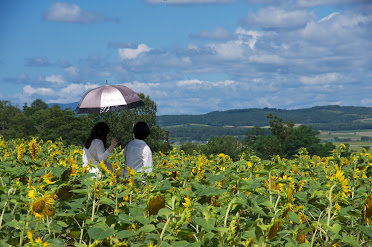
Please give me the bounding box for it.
[0,200,8,230]
[326,184,336,243]
[158,217,171,246]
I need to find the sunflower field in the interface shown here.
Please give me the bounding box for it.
[0,136,371,247]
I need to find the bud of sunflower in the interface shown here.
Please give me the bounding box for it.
[293,228,308,244]
[57,185,73,201]
[268,219,282,239]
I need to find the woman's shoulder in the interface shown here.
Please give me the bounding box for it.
[91,139,104,146]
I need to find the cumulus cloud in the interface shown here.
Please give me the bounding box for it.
[45,74,65,86]
[300,11,372,44]
[299,73,345,85]
[118,44,152,61]
[43,3,108,23]
[59,83,97,96]
[24,85,55,96]
[177,79,234,87]
[241,7,312,29]
[206,41,246,60]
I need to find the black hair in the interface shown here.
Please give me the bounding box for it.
[133,122,150,140]
[84,122,110,149]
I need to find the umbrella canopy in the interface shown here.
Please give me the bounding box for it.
[75,84,145,114]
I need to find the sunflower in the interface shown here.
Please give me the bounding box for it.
[182,197,192,208]
[364,194,372,223]
[147,194,165,216]
[29,194,55,219]
[17,142,26,162]
[29,138,41,161]
[99,160,112,174]
[333,170,351,198]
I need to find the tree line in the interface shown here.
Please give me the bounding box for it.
[1,98,337,160]
[0,96,170,152]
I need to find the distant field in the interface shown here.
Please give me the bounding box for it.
[318,129,372,152]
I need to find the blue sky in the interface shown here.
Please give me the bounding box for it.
[1,0,371,115]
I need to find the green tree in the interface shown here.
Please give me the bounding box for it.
[202,136,242,160]
[0,101,34,139]
[243,114,336,159]
[180,142,202,155]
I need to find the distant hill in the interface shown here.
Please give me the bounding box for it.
[157,105,372,141]
[158,105,372,129]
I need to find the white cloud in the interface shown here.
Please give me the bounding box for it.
[296,0,365,8]
[45,74,65,85]
[118,44,152,60]
[207,41,245,60]
[64,66,79,77]
[249,54,284,64]
[242,7,312,29]
[300,11,372,43]
[121,81,161,96]
[44,3,106,23]
[59,83,92,96]
[319,12,340,22]
[235,28,263,50]
[299,73,344,85]
[24,85,55,96]
[177,79,234,87]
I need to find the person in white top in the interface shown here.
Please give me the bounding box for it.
[120,122,153,177]
[82,122,117,175]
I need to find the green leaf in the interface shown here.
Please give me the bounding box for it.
[251,204,267,216]
[70,189,91,194]
[158,208,173,217]
[87,226,115,240]
[329,223,341,235]
[195,217,215,232]
[56,221,69,227]
[199,187,222,197]
[341,233,361,247]
[259,200,274,208]
[154,180,172,191]
[116,230,137,239]
[206,174,225,182]
[288,212,300,224]
[52,167,65,178]
[117,190,131,198]
[99,196,115,207]
[4,220,21,229]
[358,225,372,238]
[47,238,66,247]
[135,215,152,225]
[137,224,155,233]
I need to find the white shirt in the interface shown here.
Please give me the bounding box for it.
[83,139,110,174]
[120,139,153,177]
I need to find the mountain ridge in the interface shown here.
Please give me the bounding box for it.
[157,105,372,130]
